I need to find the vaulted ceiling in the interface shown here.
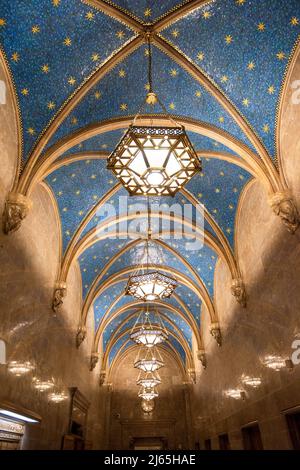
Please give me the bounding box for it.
[1,0,299,373]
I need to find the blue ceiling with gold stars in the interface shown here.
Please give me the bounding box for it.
[2,0,299,365]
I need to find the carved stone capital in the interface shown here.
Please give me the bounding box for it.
[210,323,222,347]
[90,352,99,371]
[76,325,87,348]
[269,191,299,234]
[231,278,247,307]
[99,370,106,386]
[2,192,32,234]
[52,281,67,313]
[197,350,207,369]
[188,368,196,384]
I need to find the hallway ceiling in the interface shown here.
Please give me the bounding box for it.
[1,0,299,370]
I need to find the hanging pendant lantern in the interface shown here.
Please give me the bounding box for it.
[126,270,177,301]
[136,371,161,388]
[138,386,159,401]
[130,308,168,348]
[134,345,165,372]
[107,36,201,196]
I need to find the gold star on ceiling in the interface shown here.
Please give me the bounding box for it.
[291,17,299,26]
[263,124,269,133]
[197,52,204,61]
[41,64,50,73]
[170,69,178,77]
[116,31,125,39]
[21,88,29,96]
[119,69,126,78]
[94,91,101,99]
[68,76,76,85]
[120,103,127,111]
[31,25,40,34]
[225,35,233,44]
[47,101,55,110]
[0,18,6,27]
[171,29,179,37]
[242,98,250,106]
[236,0,246,4]
[86,11,95,21]
[219,117,224,123]
[221,75,229,82]
[27,127,35,135]
[52,0,61,6]
[268,85,275,94]
[202,11,211,19]
[169,102,175,110]
[257,22,265,31]
[247,61,255,70]
[195,90,201,97]
[71,117,78,124]
[144,83,150,91]
[276,51,286,60]
[144,8,151,17]
[63,37,72,47]
[91,53,100,62]
[11,52,20,62]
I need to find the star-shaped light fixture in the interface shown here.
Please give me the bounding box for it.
[107,34,201,196]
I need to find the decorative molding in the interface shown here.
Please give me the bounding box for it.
[90,352,100,371]
[269,190,300,234]
[197,349,207,369]
[2,192,32,234]
[76,325,87,348]
[52,281,67,313]
[188,368,196,384]
[231,278,247,308]
[99,370,106,386]
[210,323,222,347]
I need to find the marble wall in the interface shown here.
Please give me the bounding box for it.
[0,56,106,450]
[191,50,300,450]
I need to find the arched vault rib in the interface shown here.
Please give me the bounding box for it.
[107,343,187,380]
[100,308,195,358]
[93,298,203,353]
[25,116,274,196]
[102,325,194,373]
[82,264,217,328]
[44,150,254,179]
[80,0,281,189]
[17,35,143,195]
[61,210,238,283]
[80,236,211,318]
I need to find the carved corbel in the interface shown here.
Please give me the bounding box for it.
[269,190,299,234]
[90,352,99,371]
[231,278,247,307]
[197,350,207,369]
[76,325,87,348]
[52,281,67,312]
[2,192,32,234]
[99,370,106,386]
[210,323,222,347]
[188,368,196,384]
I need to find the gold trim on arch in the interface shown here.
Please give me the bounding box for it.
[17,35,143,194]
[102,324,194,372]
[275,36,300,185]
[107,342,187,380]
[26,116,274,195]
[101,308,194,358]
[93,296,203,352]
[153,35,281,192]
[82,263,217,327]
